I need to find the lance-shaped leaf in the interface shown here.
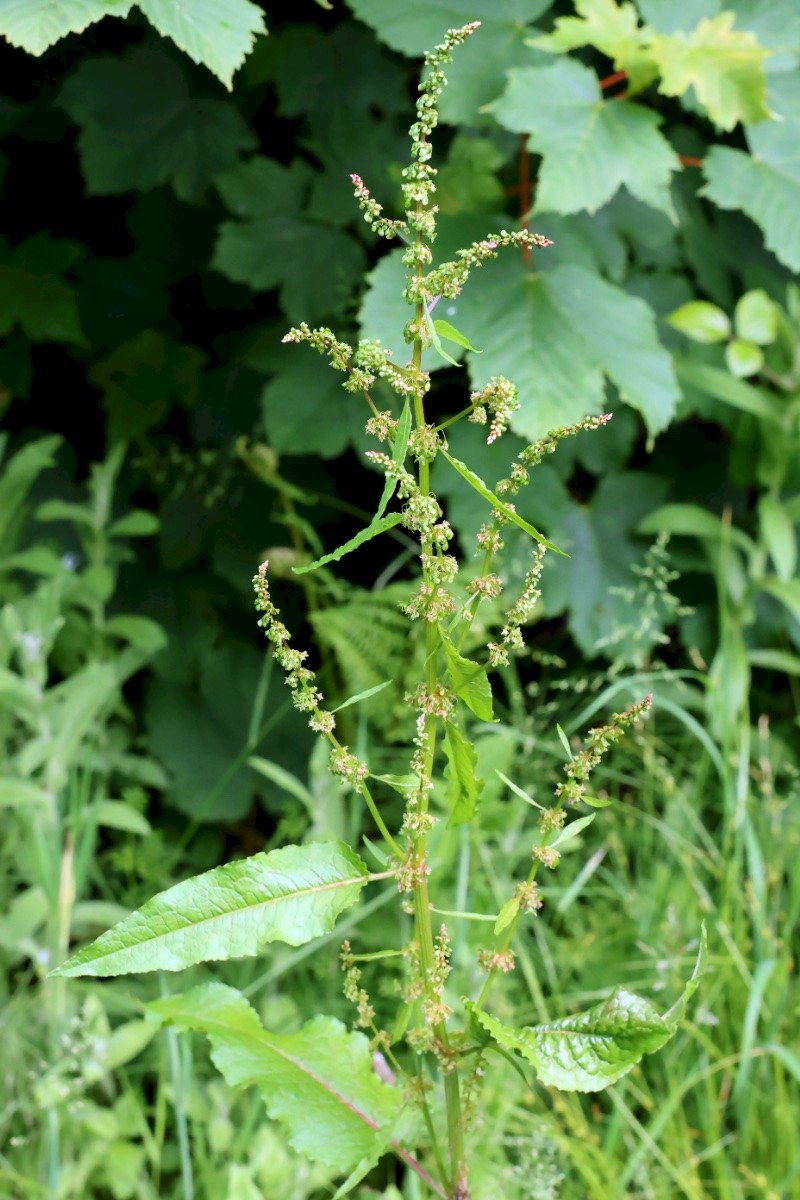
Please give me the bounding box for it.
[443,720,483,827]
[468,926,706,1092]
[52,842,369,977]
[441,450,564,554]
[149,984,403,1174]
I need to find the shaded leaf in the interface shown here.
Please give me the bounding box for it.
[149,984,403,1173]
[0,234,84,344]
[60,49,256,201]
[213,157,365,322]
[52,841,369,976]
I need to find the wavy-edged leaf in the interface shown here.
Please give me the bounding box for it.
[468,927,706,1092]
[149,983,403,1173]
[443,720,483,827]
[441,449,564,554]
[52,842,369,977]
[442,636,494,721]
[0,0,131,56]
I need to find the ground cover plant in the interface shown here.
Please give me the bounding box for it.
[1,1,799,1197]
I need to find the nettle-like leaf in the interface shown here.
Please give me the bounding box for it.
[453,256,680,443]
[649,12,771,131]
[52,841,369,977]
[1,0,265,89]
[0,233,84,344]
[443,720,483,826]
[469,928,706,1092]
[213,157,365,322]
[60,48,255,201]
[702,72,800,272]
[491,58,678,219]
[149,983,404,1173]
[346,0,553,125]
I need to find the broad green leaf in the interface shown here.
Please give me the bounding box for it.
[443,720,483,826]
[92,800,152,837]
[137,0,266,90]
[0,435,61,552]
[494,895,521,935]
[260,352,366,459]
[148,984,403,1173]
[0,779,52,809]
[725,339,763,377]
[346,0,553,125]
[442,636,494,721]
[650,13,770,130]
[441,449,563,554]
[666,300,730,342]
[533,0,659,93]
[734,289,777,344]
[468,927,706,1091]
[0,0,131,55]
[454,259,680,442]
[292,512,404,575]
[701,74,800,272]
[0,235,84,344]
[108,510,160,538]
[52,841,369,977]
[758,495,797,582]
[214,157,365,323]
[60,49,255,201]
[491,58,678,219]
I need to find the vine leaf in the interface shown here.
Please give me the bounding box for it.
[453,257,680,442]
[59,49,255,201]
[701,73,800,272]
[148,983,404,1173]
[51,842,369,976]
[137,0,267,90]
[1,0,265,88]
[468,926,706,1092]
[491,57,678,219]
[213,157,365,322]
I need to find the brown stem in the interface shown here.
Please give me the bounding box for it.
[599,69,627,89]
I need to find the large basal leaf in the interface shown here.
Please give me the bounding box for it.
[52,841,369,977]
[701,73,800,272]
[345,0,553,125]
[60,48,255,201]
[137,0,266,90]
[213,157,365,323]
[149,984,404,1174]
[491,58,678,219]
[1,0,265,88]
[469,928,706,1092]
[452,257,680,442]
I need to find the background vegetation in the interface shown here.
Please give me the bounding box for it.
[1,1,798,1197]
